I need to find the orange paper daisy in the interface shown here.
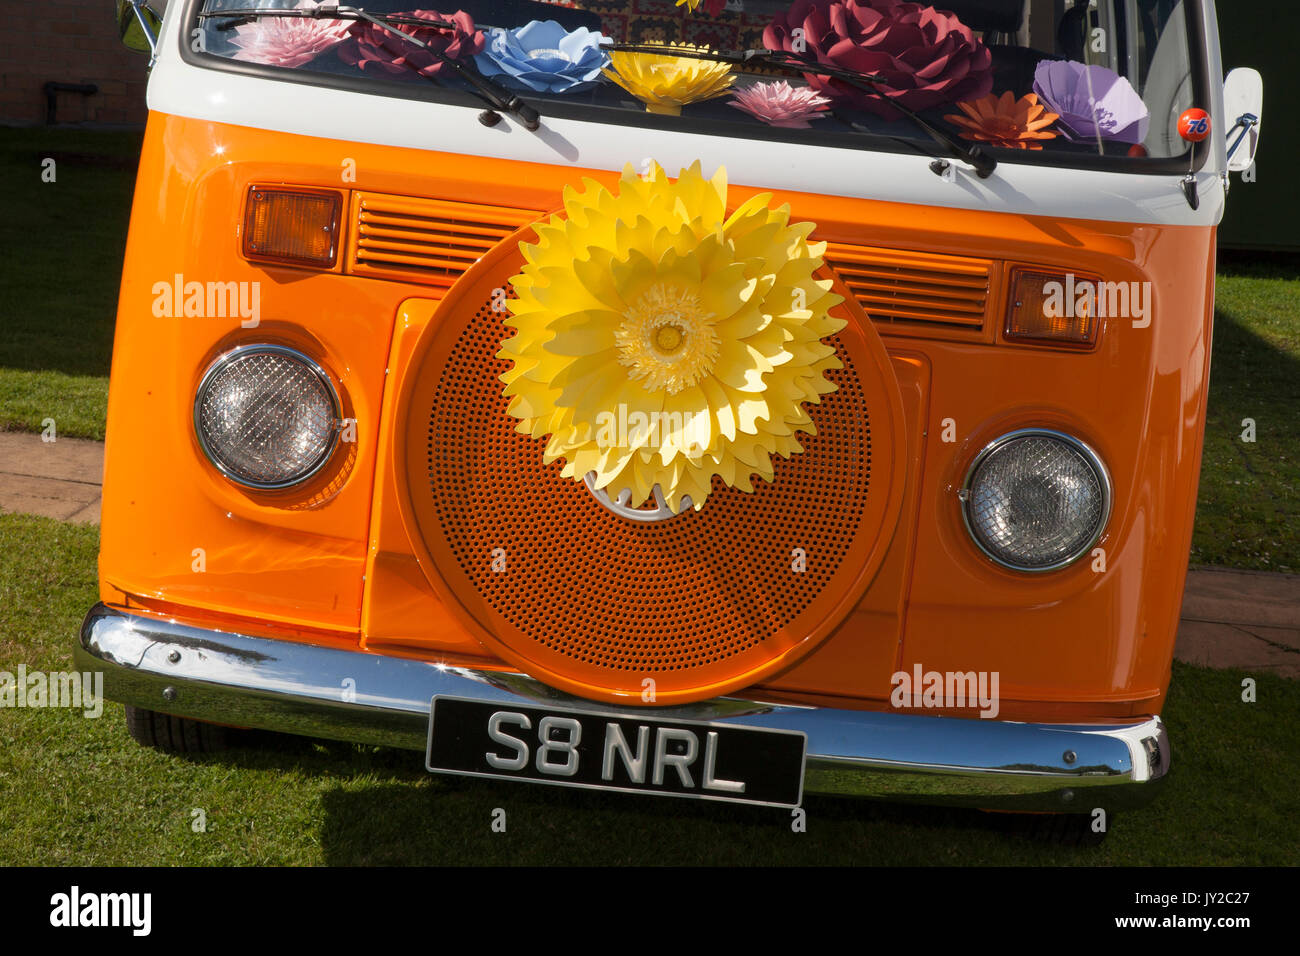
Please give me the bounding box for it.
[944,91,1059,150]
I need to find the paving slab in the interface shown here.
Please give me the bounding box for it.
[1181,567,1300,631]
[1174,619,1300,679]
[1176,567,1299,679]
[0,431,104,526]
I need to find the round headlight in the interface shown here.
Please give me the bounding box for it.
[961,429,1111,572]
[194,345,340,489]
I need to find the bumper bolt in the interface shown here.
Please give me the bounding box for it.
[162,687,177,702]
[167,650,181,664]
[1063,749,1077,764]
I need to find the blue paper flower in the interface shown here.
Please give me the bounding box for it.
[475,20,610,94]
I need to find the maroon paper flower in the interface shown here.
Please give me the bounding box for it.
[677,0,730,15]
[338,9,485,79]
[762,0,993,119]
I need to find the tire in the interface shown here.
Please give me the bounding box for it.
[124,705,229,753]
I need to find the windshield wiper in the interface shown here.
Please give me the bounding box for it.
[198,4,541,130]
[604,43,996,178]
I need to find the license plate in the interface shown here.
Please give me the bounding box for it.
[426,696,806,808]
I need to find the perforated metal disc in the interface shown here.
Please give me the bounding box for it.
[396,239,906,705]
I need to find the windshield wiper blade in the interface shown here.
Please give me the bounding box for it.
[341,6,540,130]
[743,49,996,178]
[199,4,541,131]
[604,43,996,178]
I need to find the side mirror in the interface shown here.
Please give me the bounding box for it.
[1223,67,1263,173]
[116,0,162,57]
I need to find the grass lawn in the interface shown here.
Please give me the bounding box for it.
[1,511,1295,866]
[1193,260,1300,571]
[0,128,141,440]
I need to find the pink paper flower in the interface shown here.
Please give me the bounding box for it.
[228,0,352,69]
[729,80,831,128]
[338,9,485,79]
[762,0,993,120]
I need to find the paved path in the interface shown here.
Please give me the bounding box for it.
[0,431,103,524]
[1,430,1296,676]
[1178,567,1299,679]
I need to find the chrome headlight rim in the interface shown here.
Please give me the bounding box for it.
[193,343,342,491]
[960,427,1113,574]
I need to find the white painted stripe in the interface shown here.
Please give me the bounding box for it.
[146,11,1225,228]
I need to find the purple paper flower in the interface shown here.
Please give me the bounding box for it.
[227,0,351,69]
[1033,60,1149,144]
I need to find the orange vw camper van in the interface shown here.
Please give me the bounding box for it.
[90,0,1262,831]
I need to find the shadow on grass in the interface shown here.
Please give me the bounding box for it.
[169,729,1092,864]
[0,129,142,379]
[1215,249,1300,280]
[149,726,1062,863]
[313,777,1049,866]
[176,727,427,779]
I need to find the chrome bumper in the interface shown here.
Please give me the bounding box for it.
[77,603,1169,812]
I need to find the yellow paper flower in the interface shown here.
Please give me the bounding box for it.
[603,43,734,115]
[497,161,845,513]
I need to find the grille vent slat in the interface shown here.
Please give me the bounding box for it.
[823,241,993,330]
[347,192,542,289]
[358,225,504,249]
[348,195,993,332]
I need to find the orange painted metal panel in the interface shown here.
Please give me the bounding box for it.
[99,111,1216,723]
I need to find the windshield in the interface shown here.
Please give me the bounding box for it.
[192,0,1203,166]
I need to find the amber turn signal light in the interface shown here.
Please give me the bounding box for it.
[242,186,341,268]
[1005,268,1100,347]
